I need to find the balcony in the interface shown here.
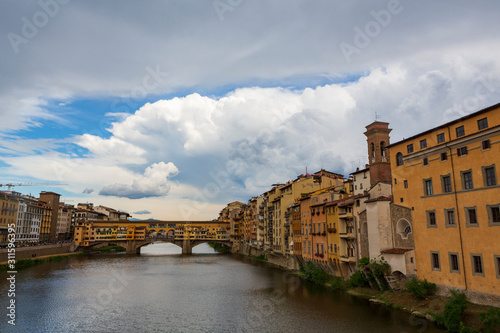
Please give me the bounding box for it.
[338,211,353,218]
[339,232,355,239]
[340,255,356,263]
[327,228,337,233]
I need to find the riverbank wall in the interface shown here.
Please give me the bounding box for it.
[0,242,76,262]
[233,243,301,271]
[231,242,500,308]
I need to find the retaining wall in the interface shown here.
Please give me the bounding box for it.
[0,242,75,262]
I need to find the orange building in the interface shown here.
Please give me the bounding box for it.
[387,103,500,302]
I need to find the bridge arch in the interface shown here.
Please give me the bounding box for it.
[135,239,181,254]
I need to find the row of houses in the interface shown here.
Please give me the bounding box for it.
[0,191,131,246]
[218,103,500,303]
[73,220,231,247]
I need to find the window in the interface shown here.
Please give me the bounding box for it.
[465,207,478,227]
[420,139,427,149]
[431,251,441,271]
[423,178,433,195]
[360,183,363,189]
[437,133,445,143]
[371,142,375,158]
[449,253,460,274]
[427,210,437,228]
[487,204,500,226]
[471,254,484,277]
[456,125,465,137]
[404,180,408,188]
[396,219,412,239]
[457,146,467,157]
[423,157,429,166]
[445,209,456,227]
[407,144,414,154]
[477,117,488,130]
[380,141,386,157]
[482,165,497,186]
[441,152,448,161]
[495,255,500,279]
[461,170,473,190]
[482,139,491,150]
[441,175,452,193]
[396,152,404,166]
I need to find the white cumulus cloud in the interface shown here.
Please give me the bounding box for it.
[99,161,179,199]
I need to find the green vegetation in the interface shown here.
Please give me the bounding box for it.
[328,277,348,290]
[358,256,391,290]
[93,245,126,252]
[404,277,437,300]
[348,270,369,288]
[250,254,267,261]
[478,307,500,333]
[435,289,468,333]
[208,242,231,253]
[299,261,331,285]
[0,253,86,271]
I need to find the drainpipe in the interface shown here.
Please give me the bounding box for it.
[446,126,468,291]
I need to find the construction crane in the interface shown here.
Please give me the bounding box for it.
[0,183,67,191]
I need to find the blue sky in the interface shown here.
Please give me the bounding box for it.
[1,1,499,219]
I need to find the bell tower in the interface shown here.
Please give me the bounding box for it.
[364,121,392,187]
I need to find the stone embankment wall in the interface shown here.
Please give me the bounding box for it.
[233,242,301,271]
[436,284,500,308]
[0,242,76,262]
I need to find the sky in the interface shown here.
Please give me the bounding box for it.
[1,0,499,220]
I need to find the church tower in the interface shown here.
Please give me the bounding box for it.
[364,121,392,187]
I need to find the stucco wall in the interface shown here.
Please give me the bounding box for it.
[390,204,414,249]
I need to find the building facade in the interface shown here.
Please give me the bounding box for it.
[0,192,19,246]
[387,103,500,299]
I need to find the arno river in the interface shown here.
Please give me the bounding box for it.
[0,243,443,332]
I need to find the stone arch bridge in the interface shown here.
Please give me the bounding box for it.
[74,220,232,254]
[87,238,231,254]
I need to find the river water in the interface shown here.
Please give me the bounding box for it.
[0,243,443,332]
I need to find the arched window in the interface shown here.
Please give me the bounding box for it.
[396,152,404,166]
[380,141,386,157]
[371,142,375,157]
[396,219,412,239]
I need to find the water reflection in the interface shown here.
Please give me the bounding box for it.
[140,242,216,255]
[0,251,443,333]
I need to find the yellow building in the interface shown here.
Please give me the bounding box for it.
[218,201,245,242]
[387,103,500,301]
[266,170,345,255]
[39,191,61,243]
[0,193,19,246]
[75,220,230,247]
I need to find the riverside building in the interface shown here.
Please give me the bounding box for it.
[387,103,500,302]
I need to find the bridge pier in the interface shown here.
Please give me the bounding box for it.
[125,240,139,254]
[182,239,192,254]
